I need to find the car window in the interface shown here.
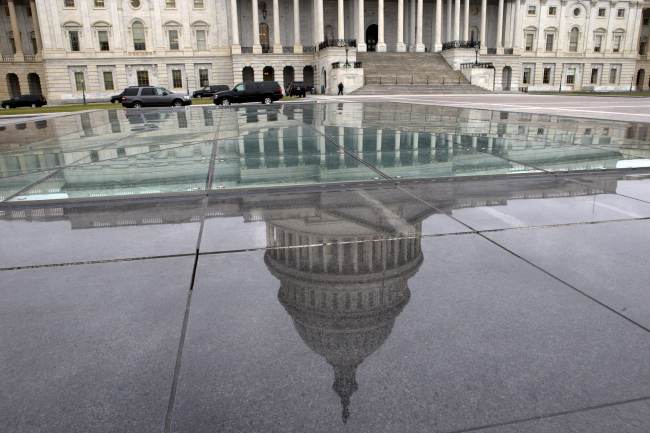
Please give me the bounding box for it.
[204,87,211,91]
[141,88,155,96]
[155,88,165,96]
[12,96,20,100]
[161,88,172,94]
[123,88,139,96]
[234,84,246,91]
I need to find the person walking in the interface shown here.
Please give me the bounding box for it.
[338,82,344,95]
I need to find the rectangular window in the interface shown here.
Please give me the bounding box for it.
[609,68,617,84]
[594,35,602,52]
[111,111,122,133]
[590,68,599,84]
[166,0,176,7]
[90,150,99,162]
[98,31,109,51]
[172,70,183,88]
[137,70,149,86]
[196,30,206,50]
[103,71,114,91]
[537,128,545,135]
[569,30,578,52]
[117,147,126,157]
[203,107,213,126]
[133,25,146,50]
[617,9,625,18]
[26,6,32,16]
[566,68,575,85]
[525,34,534,51]
[546,34,554,51]
[528,5,536,15]
[543,67,551,84]
[199,69,209,87]
[548,6,556,16]
[598,8,606,17]
[613,35,621,53]
[169,30,179,50]
[64,0,74,6]
[644,17,650,26]
[4,6,10,16]
[31,38,37,54]
[194,0,204,7]
[9,38,16,54]
[523,68,531,84]
[177,112,187,128]
[69,31,80,52]
[94,0,104,6]
[74,72,85,91]
[640,41,647,55]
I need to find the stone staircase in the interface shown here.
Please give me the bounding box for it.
[351,52,491,95]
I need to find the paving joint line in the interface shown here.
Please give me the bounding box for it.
[563,176,650,206]
[444,395,650,433]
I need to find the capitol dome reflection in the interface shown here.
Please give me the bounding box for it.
[264,216,423,422]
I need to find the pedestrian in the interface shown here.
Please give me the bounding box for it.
[338,82,344,95]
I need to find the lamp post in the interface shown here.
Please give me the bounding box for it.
[186,75,190,96]
[81,79,86,105]
[474,43,479,66]
[344,41,351,68]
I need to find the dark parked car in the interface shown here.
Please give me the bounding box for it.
[192,85,229,99]
[1,94,47,109]
[110,92,123,103]
[121,86,192,108]
[213,81,283,106]
[286,81,307,97]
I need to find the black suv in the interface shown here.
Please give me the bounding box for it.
[110,92,123,103]
[192,85,229,99]
[213,81,282,106]
[2,94,47,109]
[286,82,307,97]
[121,86,192,108]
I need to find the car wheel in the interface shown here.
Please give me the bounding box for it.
[112,99,118,103]
[3,104,9,109]
[196,94,202,99]
[132,102,143,109]
[172,100,183,107]
[221,98,231,106]
[31,103,37,108]
[263,97,273,105]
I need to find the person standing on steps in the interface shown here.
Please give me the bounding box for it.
[338,82,344,95]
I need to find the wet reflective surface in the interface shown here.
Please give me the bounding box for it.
[2,169,650,432]
[3,103,650,202]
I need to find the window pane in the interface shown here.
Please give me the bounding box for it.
[69,31,80,51]
[64,0,74,7]
[172,70,183,88]
[569,29,578,52]
[566,68,575,85]
[598,8,606,16]
[169,30,179,50]
[610,69,617,84]
[525,34,533,51]
[194,0,203,6]
[137,70,149,86]
[94,0,104,6]
[591,68,598,84]
[594,35,602,52]
[548,6,556,15]
[543,68,551,84]
[10,38,15,54]
[98,31,109,51]
[166,0,176,7]
[141,88,154,96]
[103,71,114,90]
[196,30,206,50]
[613,36,621,52]
[523,68,531,84]
[26,6,32,16]
[133,23,146,50]
[546,34,553,51]
[74,72,85,91]
[528,6,535,14]
[617,9,625,17]
[199,69,209,87]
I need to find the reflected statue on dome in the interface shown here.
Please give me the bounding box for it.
[264,211,423,423]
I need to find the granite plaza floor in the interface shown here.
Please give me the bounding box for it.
[2,100,650,432]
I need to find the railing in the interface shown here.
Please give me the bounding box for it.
[332,62,340,69]
[261,46,273,53]
[318,38,357,50]
[24,55,36,62]
[241,47,253,53]
[460,62,494,69]
[282,46,294,53]
[487,48,497,54]
[354,61,362,68]
[127,51,153,56]
[504,48,514,55]
[1,55,14,62]
[303,45,316,53]
[441,40,480,50]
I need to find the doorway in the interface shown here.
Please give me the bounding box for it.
[263,66,274,81]
[242,67,254,83]
[366,24,378,52]
[637,69,645,90]
[6,73,20,97]
[502,66,512,91]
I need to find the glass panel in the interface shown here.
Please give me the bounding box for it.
[74,72,85,91]
[64,0,74,6]
[594,35,602,52]
[94,0,104,6]
[166,0,176,6]
[525,34,533,51]
[137,71,149,86]
[569,28,578,52]
[103,71,114,91]
[98,31,109,51]
[133,23,146,50]
[196,30,206,50]
[199,69,209,87]
[172,70,183,88]
[69,31,80,51]
[613,36,621,52]
[169,30,179,50]
[194,0,203,6]
[546,34,553,51]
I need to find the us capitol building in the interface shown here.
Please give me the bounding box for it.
[2,0,650,102]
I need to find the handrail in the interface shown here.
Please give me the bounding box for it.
[460,62,494,69]
[441,40,480,50]
[318,39,357,50]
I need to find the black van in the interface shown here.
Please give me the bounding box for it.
[192,85,230,99]
[1,94,47,109]
[213,81,282,106]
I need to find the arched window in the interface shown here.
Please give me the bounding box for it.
[133,21,146,51]
[569,27,579,52]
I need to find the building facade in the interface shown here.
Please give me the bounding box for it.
[1,0,650,102]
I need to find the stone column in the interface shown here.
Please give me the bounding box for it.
[230,0,241,53]
[397,0,406,51]
[476,0,480,52]
[446,0,452,42]
[513,0,521,50]
[273,0,282,52]
[377,0,386,51]
[416,0,424,51]
[7,0,24,60]
[252,0,262,53]
[293,0,302,52]
[338,0,345,39]
[454,0,460,41]
[496,0,504,53]
[463,0,469,41]
[357,0,366,51]
[434,0,442,51]
[409,0,416,51]
[318,0,325,42]
[29,0,43,56]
